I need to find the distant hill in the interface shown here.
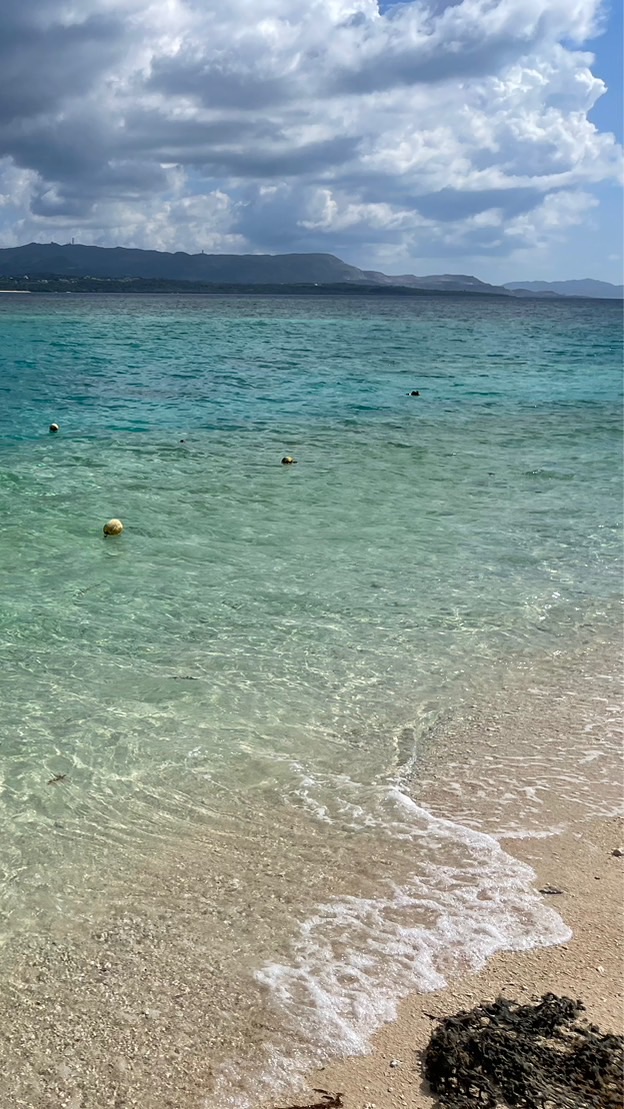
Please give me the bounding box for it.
[0,243,619,298]
[504,279,623,299]
[0,243,367,285]
[0,243,516,294]
[0,243,520,295]
[363,270,516,295]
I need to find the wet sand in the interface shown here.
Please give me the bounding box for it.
[277,815,624,1109]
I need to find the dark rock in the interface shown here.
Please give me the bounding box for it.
[422,993,624,1109]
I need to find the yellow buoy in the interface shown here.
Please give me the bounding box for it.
[281,456,297,464]
[103,518,124,536]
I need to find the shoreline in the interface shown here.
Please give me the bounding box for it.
[270,814,623,1109]
[0,638,620,1109]
[0,636,619,1108]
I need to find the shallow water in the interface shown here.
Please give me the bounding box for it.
[0,292,621,1106]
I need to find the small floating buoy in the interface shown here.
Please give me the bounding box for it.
[49,423,60,433]
[281,456,297,465]
[103,518,124,536]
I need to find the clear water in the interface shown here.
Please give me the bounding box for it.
[0,293,621,1106]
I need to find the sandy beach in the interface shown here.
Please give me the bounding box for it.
[270,815,623,1109]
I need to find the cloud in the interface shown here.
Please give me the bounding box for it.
[0,3,135,126]
[0,0,621,272]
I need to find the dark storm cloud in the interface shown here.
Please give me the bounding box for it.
[0,0,148,209]
[121,111,275,151]
[30,188,93,218]
[148,57,291,110]
[330,35,528,95]
[0,3,129,126]
[119,105,356,178]
[1,111,170,211]
[413,187,539,222]
[118,109,285,164]
[2,118,106,180]
[198,136,360,178]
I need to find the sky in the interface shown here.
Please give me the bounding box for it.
[0,0,622,283]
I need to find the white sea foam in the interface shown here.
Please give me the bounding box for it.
[210,786,571,1108]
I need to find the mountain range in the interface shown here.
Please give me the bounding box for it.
[0,243,621,298]
[503,279,623,299]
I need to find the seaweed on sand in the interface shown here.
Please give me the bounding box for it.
[423,993,624,1108]
[275,1089,343,1108]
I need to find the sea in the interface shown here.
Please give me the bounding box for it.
[0,291,621,1107]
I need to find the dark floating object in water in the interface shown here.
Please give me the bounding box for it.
[171,675,199,681]
[408,390,420,396]
[612,847,623,857]
[538,884,564,895]
[49,423,60,433]
[275,1089,343,1109]
[281,456,297,464]
[47,773,67,785]
[423,993,624,1109]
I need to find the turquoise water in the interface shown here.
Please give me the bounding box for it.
[0,293,622,1105]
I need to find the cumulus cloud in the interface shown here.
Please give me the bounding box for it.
[0,0,620,272]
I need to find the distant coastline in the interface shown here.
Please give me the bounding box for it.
[1,242,621,298]
[1,276,622,301]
